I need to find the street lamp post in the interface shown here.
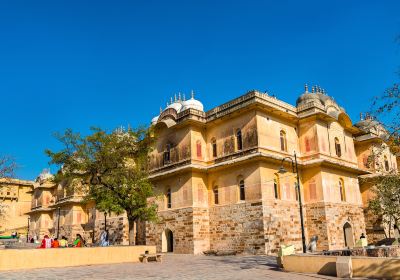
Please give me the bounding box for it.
[56,207,61,239]
[104,212,107,232]
[278,152,307,253]
[26,217,30,243]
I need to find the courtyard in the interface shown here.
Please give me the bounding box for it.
[0,254,338,280]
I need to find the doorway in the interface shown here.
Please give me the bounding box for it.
[343,222,354,248]
[161,228,174,253]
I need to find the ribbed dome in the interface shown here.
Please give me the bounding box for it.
[354,118,380,132]
[296,93,338,107]
[166,101,183,112]
[151,115,159,125]
[181,97,204,111]
[37,169,53,182]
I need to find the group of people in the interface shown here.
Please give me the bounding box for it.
[36,230,110,249]
[39,234,85,249]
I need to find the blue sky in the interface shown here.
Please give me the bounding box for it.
[0,0,399,180]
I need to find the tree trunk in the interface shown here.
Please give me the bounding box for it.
[128,219,136,246]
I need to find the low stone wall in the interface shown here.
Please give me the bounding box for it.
[282,255,337,276]
[0,245,155,271]
[282,254,400,279]
[352,257,400,278]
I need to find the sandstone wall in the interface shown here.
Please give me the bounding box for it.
[208,201,264,254]
[146,207,196,254]
[263,199,304,254]
[305,202,365,251]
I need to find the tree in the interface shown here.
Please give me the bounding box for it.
[0,155,17,218]
[45,127,158,245]
[368,175,400,238]
[371,36,400,154]
[366,36,400,240]
[0,155,16,178]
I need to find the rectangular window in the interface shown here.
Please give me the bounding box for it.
[167,189,172,209]
[236,130,243,151]
[213,187,219,205]
[196,141,202,158]
[274,181,279,199]
[212,141,217,157]
[239,180,245,201]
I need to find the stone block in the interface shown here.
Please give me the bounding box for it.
[336,256,352,278]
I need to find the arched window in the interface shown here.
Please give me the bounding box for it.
[236,129,243,151]
[163,143,171,165]
[334,138,341,157]
[239,179,245,201]
[273,175,280,199]
[280,130,287,152]
[213,186,219,205]
[295,182,299,201]
[196,140,202,158]
[339,179,345,202]
[166,188,172,208]
[211,138,217,158]
[384,155,389,171]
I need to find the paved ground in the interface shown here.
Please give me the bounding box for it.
[0,254,338,280]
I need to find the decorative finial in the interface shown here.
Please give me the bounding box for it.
[321,88,325,94]
[166,101,169,107]
[183,93,186,101]
[174,94,177,102]
[191,90,194,99]
[160,107,163,114]
[312,86,315,93]
[170,97,173,104]
[178,92,181,101]
[305,84,308,93]
[360,112,363,120]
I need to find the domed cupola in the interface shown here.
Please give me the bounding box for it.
[296,84,341,109]
[166,94,183,112]
[355,113,387,137]
[181,90,204,111]
[151,115,159,125]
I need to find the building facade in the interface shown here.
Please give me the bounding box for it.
[146,87,398,254]
[27,170,130,245]
[0,178,34,235]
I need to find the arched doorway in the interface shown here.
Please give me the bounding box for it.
[161,228,174,253]
[343,222,354,248]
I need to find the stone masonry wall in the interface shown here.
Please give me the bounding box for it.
[304,203,329,250]
[192,207,210,254]
[324,202,365,250]
[209,201,265,255]
[146,207,196,254]
[262,200,304,255]
[305,202,365,251]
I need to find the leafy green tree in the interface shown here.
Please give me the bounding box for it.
[46,127,158,245]
[368,175,400,238]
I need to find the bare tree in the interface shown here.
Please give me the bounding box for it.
[0,155,16,178]
[0,155,17,218]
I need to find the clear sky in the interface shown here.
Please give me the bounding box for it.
[0,0,399,180]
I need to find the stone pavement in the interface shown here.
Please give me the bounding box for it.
[0,254,338,280]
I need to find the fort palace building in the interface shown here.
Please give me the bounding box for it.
[146,86,397,254]
[4,85,397,255]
